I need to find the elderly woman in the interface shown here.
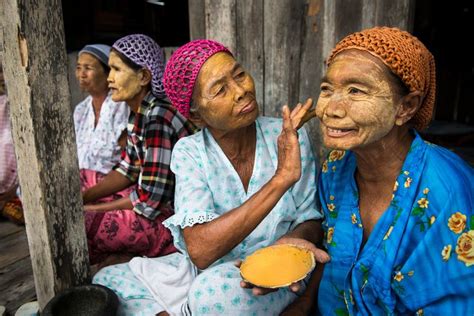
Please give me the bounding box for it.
[0,61,23,224]
[82,35,197,266]
[286,27,474,315]
[74,44,131,204]
[94,39,329,315]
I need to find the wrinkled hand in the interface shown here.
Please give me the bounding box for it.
[274,237,330,264]
[290,98,316,130]
[237,237,329,297]
[84,204,105,212]
[275,105,301,187]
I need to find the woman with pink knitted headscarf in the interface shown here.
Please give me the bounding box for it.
[82,34,197,267]
[284,27,473,315]
[94,39,329,315]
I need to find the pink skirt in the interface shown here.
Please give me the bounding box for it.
[81,169,177,264]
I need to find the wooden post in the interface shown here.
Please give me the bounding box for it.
[1,0,90,311]
[188,0,206,40]
[235,0,264,113]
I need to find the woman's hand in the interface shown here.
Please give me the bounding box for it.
[275,105,302,187]
[290,98,316,130]
[84,204,106,212]
[237,237,329,297]
[275,236,330,264]
[83,196,133,213]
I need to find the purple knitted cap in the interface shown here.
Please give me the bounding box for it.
[163,39,232,118]
[112,34,165,97]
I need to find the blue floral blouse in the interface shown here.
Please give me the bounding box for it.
[318,132,474,315]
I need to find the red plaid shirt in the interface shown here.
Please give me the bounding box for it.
[114,93,197,219]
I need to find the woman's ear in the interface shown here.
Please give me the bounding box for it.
[139,69,152,87]
[395,91,423,126]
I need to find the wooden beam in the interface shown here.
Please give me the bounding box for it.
[188,0,206,40]
[263,0,305,117]
[204,0,237,53]
[1,0,90,310]
[299,0,326,160]
[236,0,264,114]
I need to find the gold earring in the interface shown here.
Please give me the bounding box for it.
[395,119,404,126]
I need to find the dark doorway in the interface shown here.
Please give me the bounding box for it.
[62,0,190,51]
[414,0,474,164]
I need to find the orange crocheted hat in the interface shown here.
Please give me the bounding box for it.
[327,27,436,131]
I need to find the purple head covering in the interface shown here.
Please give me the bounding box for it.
[163,39,232,118]
[112,34,165,97]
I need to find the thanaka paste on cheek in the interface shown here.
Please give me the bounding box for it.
[194,52,258,134]
[108,52,145,104]
[317,51,400,150]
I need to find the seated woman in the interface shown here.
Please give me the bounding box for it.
[287,27,474,315]
[82,35,197,266]
[93,39,329,315]
[74,44,131,202]
[0,61,23,224]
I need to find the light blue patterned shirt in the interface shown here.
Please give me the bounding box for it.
[165,116,322,264]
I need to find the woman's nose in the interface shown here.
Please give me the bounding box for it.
[232,81,245,102]
[325,94,347,118]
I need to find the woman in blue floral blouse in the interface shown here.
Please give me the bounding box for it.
[285,27,474,315]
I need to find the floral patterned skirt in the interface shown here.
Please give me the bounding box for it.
[81,169,177,264]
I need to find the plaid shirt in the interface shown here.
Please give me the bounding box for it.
[114,93,197,219]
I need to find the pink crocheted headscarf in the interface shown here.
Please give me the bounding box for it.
[112,34,166,98]
[163,39,232,118]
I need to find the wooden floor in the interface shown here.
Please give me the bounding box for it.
[0,220,36,315]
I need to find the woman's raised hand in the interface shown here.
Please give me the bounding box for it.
[275,105,301,188]
[290,98,315,130]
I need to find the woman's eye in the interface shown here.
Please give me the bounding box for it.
[235,72,245,80]
[348,87,364,94]
[216,86,225,95]
[320,85,332,94]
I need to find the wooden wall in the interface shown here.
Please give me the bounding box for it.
[189,0,415,161]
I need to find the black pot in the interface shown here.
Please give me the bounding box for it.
[42,284,118,316]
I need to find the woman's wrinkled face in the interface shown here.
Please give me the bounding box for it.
[107,51,144,102]
[316,50,402,150]
[75,53,108,94]
[193,52,258,132]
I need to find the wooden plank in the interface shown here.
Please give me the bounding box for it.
[204,0,237,53]
[188,0,206,40]
[263,0,305,117]
[2,0,90,310]
[0,230,29,267]
[0,256,35,314]
[236,0,264,114]
[299,0,326,161]
[335,0,363,41]
[0,221,24,239]
[361,0,377,30]
[375,0,416,31]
